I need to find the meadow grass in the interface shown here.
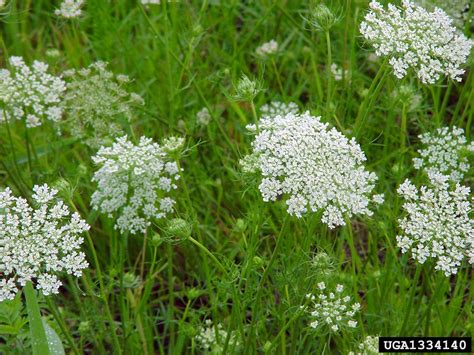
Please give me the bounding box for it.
[0,0,473,354]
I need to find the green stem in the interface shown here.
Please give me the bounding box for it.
[354,61,389,135]
[24,281,50,355]
[400,103,407,151]
[325,30,332,116]
[271,58,285,97]
[399,265,422,335]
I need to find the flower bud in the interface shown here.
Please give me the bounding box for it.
[232,74,263,102]
[307,3,338,32]
[166,218,192,242]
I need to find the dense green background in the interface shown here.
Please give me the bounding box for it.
[0,0,472,353]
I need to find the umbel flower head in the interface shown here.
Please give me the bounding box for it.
[0,185,89,302]
[91,136,181,234]
[0,56,66,128]
[255,40,279,58]
[260,101,299,118]
[61,61,144,148]
[397,172,474,276]
[54,0,84,18]
[360,1,473,84]
[417,0,471,28]
[232,74,263,102]
[302,282,361,333]
[413,126,474,182]
[241,112,383,228]
[195,320,241,354]
[349,335,379,355]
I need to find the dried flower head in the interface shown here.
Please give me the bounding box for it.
[360,1,473,84]
[61,61,144,148]
[195,320,240,354]
[256,40,279,58]
[303,282,360,333]
[397,172,474,276]
[91,136,180,234]
[413,126,473,182]
[0,56,66,128]
[0,185,89,301]
[260,101,299,118]
[242,112,383,228]
[54,0,84,18]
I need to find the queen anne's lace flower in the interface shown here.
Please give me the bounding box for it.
[242,112,383,228]
[0,56,66,127]
[302,282,360,333]
[91,136,181,234]
[331,64,350,82]
[256,40,279,58]
[260,101,299,118]
[195,320,240,353]
[360,1,473,84]
[61,61,144,148]
[349,335,379,355]
[413,126,473,182]
[0,185,89,301]
[397,172,474,276]
[197,107,211,126]
[417,0,470,28]
[54,0,84,18]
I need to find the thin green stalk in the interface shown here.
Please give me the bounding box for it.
[354,61,389,135]
[271,58,285,97]
[45,297,80,355]
[399,266,422,335]
[325,30,332,116]
[24,281,50,355]
[400,103,407,151]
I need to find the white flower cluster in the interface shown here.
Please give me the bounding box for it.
[417,0,471,28]
[397,172,474,276]
[360,1,473,84]
[0,0,5,9]
[255,40,279,58]
[413,126,474,182]
[195,320,240,353]
[260,101,299,118]
[196,107,211,126]
[349,335,379,355]
[61,61,144,148]
[141,0,161,4]
[243,112,383,228]
[91,136,180,234]
[0,185,89,301]
[303,282,360,333]
[54,0,85,18]
[331,63,350,82]
[0,56,65,128]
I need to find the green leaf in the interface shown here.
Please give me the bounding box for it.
[24,281,50,355]
[42,319,65,355]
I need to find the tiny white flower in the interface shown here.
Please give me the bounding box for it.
[55,0,84,18]
[304,283,360,333]
[256,40,279,58]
